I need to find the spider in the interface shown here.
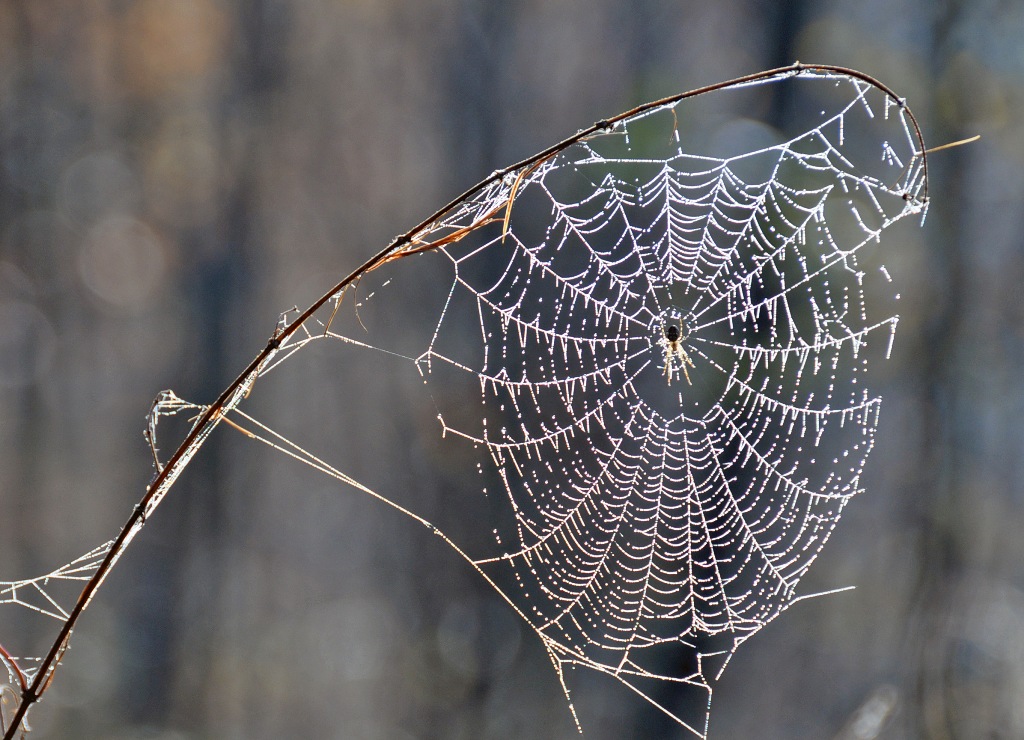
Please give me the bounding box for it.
[662,322,694,385]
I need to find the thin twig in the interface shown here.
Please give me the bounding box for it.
[919,134,979,156]
[0,644,26,695]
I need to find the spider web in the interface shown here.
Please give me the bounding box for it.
[241,67,927,736]
[1,543,113,701]
[0,66,928,739]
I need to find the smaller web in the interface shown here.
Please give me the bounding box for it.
[1,543,113,690]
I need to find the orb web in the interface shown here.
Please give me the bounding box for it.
[321,68,926,735]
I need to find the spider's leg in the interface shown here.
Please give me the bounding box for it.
[678,346,695,385]
[663,344,674,384]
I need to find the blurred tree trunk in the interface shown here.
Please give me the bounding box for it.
[905,0,974,737]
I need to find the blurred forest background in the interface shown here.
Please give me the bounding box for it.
[0,0,1021,738]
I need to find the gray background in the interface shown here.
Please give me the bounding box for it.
[0,0,1021,738]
